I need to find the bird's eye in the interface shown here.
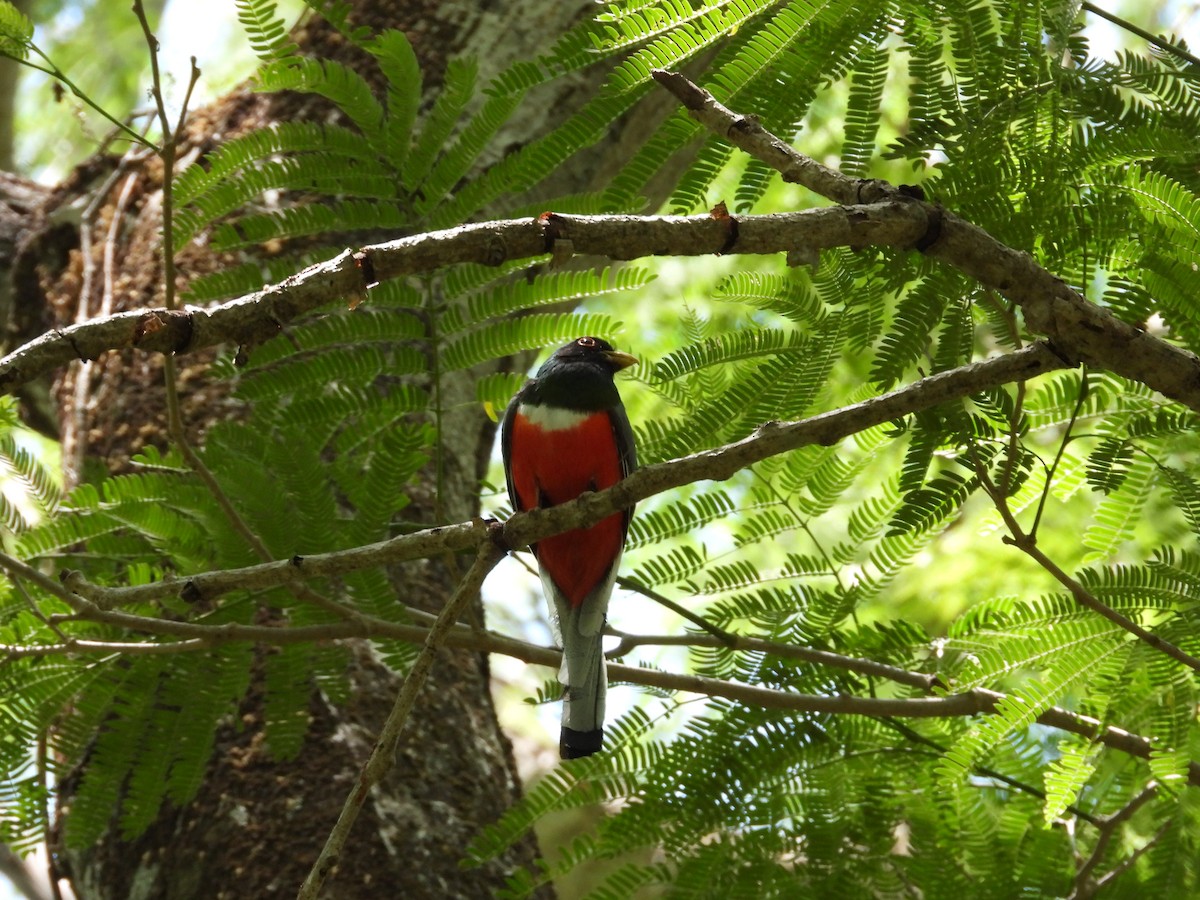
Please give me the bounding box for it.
[577,337,596,347]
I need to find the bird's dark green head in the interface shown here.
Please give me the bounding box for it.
[524,337,638,410]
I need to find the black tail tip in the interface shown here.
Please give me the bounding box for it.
[560,727,603,759]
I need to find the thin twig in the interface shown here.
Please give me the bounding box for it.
[11,576,69,643]
[20,550,936,692]
[15,44,156,149]
[971,446,1200,674]
[1024,536,1200,674]
[129,13,354,631]
[1031,369,1089,537]
[37,731,63,900]
[648,68,1200,413]
[128,8,201,311]
[604,629,937,691]
[1088,819,1171,894]
[1069,782,1158,899]
[879,717,1102,827]
[998,379,1026,499]
[614,576,737,646]
[134,0,254,547]
[511,549,736,644]
[3,637,211,659]
[5,195,1200,408]
[4,547,1190,790]
[297,541,504,899]
[66,156,144,485]
[1080,1,1200,68]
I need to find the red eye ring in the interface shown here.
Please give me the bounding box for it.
[578,337,596,347]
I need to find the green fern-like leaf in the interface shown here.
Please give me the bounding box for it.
[404,56,476,192]
[1083,452,1156,560]
[440,313,623,372]
[626,490,737,550]
[650,327,806,383]
[254,56,385,147]
[174,121,375,208]
[714,271,828,327]
[210,199,407,250]
[441,266,653,334]
[1160,465,1200,538]
[235,0,295,61]
[0,0,31,61]
[414,92,525,216]
[369,28,421,168]
[937,635,1128,787]
[889,469,975,536]
[841,46,887,177]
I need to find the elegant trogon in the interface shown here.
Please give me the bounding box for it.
[501,336,638,759]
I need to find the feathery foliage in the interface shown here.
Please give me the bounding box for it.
[462,1,1200,895]
[3,0,1200,896]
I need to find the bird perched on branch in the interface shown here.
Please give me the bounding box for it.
[501,336,638,759]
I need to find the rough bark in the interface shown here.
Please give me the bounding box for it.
[4,1,677,896]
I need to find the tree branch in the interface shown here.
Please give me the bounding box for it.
[614,575,738,646]
[298,540,504,899]
[879,717,1102,827]
[500,343,1065,552]
[1079,2,1200,68]
[974,454,1200,675]
[8,554,1195,790]
[41,342,1065,611]
[3,171,1198,410]
[604,629,937,691]
[650,68,1200,413]
[1069,782,1158,899]
[0,205,926,393]
[1088,820,1171,894]
[52,518,488,608]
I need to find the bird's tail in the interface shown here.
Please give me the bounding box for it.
[551,592,609,759]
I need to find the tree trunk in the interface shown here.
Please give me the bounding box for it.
[2,1,677,896]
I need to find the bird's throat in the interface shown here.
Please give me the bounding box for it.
[516,403,594,432]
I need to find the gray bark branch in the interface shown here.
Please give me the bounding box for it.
[31,342,1065,612]
[651,68,1200,411]
[2,189,1194,409]
[9,550,1194,790]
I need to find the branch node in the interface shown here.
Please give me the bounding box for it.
[538,211,567,255]
[62,330,90,363]
[729,113,760,136]
[855,178,893,204]
[914,203,944,253]
[486,517,510,552]
[649,67,704,109]
[708,201,739,255]
[353,249,378,289]
[485,232,507,267]
[133,311,166,345]
[1047,340,1082,367]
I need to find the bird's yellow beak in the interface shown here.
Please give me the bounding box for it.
[603,349,639,371]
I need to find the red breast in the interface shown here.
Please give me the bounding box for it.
[508,407,626,606]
